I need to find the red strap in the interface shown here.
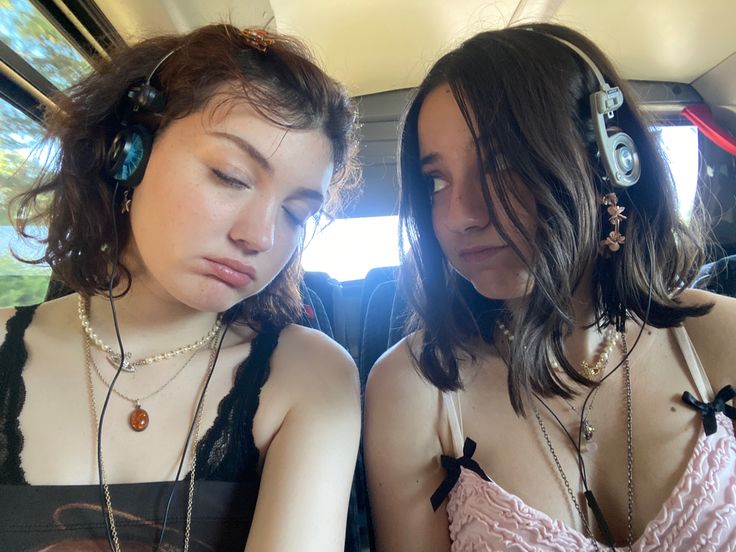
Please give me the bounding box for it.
[681,104,736,156]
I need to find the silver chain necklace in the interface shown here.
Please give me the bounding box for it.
[87,337,200,431]
[532,334,634,550]
[84,330,221,552]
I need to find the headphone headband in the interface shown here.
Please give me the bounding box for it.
[536,31,641,188]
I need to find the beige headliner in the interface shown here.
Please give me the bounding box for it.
[97,0,736,96]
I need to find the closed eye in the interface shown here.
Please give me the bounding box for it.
[211,168,250,189]
[283,207,308,227]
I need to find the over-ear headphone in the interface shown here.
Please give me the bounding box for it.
[104,48,177,188]
[547,35,641,188]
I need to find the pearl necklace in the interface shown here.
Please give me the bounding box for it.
[78,295,222,373]
[497,322,619,379]
[496,322,619,445]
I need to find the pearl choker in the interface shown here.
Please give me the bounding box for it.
[78,295,222,373]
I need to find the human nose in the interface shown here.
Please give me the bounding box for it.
[444,176,490,233]
[229,193,278,252]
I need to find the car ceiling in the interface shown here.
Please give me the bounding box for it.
[96,0,735,94]
[92,0,736,218]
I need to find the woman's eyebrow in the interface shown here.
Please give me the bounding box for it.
[290,187,325,204]
[420,153,440,168]
[208,131,274,175]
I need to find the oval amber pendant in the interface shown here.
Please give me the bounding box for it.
[129,403,149,432]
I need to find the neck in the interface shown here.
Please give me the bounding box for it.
[504,267,622,371]
[83,282,222,362]
[564,267,621,372]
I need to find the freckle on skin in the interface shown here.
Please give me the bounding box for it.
[671,407,676,412]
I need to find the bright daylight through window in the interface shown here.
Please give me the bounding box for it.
[302,126,700,281]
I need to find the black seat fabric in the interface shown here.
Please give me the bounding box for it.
[298,282,334,338]
[359,280,397,387]
[358,267,398,335]
[304,271,345,345]
[358,279,409,387]
[693,255,736,298]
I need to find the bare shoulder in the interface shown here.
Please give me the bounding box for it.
[365,333,451,551]
[264,324,360,426]
[0,293,77,344]
[367,333,431,402]
[272,324,358,390]
[679,288,736,392]
[245,324,360,551]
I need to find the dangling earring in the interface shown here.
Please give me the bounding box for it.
[121,189,132,214]
[599,192,626,253]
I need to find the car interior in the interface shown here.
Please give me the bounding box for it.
[1,1,735,550]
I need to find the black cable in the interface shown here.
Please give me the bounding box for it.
[95,48,179,551]
[97,180,129,552]
[535,235,655,551]
[155,322,229,551]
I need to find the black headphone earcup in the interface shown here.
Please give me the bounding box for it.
[104,125,153,188]
[134,83,166,113]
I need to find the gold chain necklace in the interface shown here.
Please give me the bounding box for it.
[78,295,222,373]
[497,322,619,379]
[84,330,220,551]
[496,322,618,446]
[86,336,200,431]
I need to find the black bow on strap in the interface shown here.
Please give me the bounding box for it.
[430,437,490,511]
[682,384,736,436]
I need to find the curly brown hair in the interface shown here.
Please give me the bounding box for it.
[13,23,360,329]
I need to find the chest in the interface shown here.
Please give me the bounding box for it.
[453,330,711,543]
[14,330,261,485]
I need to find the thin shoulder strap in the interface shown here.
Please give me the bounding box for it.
[441,390,464,458]
[672,325,714,402]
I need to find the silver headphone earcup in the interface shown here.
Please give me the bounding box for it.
[607,131,641,188]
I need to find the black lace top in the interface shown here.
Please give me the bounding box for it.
[0,305,281,550]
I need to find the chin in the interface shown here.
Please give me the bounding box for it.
[466,271,533,302]
[174,281,258,314]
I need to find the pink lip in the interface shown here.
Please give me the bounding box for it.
[204,257,256,288]
[459,245,507,263]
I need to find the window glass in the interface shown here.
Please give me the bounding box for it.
[302,215,401,281]
[303,126,700,283]
[0,0,91,90]
[656,125,699,222]
[0,99,51,307]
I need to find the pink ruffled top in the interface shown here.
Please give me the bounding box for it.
[434,327,736,551]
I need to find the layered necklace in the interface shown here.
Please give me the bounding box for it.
[498,322,619,447]
[497,323,634,549]
[84,329,221,552]
[79,295,222,373]
[79,295,223,431]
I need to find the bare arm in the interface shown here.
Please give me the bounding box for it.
[364,339,452,552]
[244,327,361,552]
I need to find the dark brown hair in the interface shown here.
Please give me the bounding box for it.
[13,23,360,329]
[399,23,711,413]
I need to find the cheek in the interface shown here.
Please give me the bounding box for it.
[431,199,447,236]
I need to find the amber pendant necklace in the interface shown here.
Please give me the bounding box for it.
[84,335,200,431]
